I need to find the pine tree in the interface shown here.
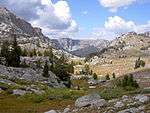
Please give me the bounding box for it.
[93,73,98,80]
[10,35,21,67]
[84,64,90,75]
[33,48,37,56]
[59,53,67,64]
[22,49,28,56]
[112,73,116,79]
[42,61,49,78]
[106,74,110,80]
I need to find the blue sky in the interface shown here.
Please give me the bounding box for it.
[0,0,150,40]
[59,0,150,39]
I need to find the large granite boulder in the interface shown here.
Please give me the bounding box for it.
[75,93,107,108]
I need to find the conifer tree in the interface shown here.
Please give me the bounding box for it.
[93,73,98,80]
[106,74,110,80]
[42,61,49,78]
[112,73,116,79]
[10,34,21,67]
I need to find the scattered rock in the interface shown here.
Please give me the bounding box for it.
[117,107,138,113]
[108,99,118,103]
[114,101,124,108]
[13,89,27,96]
[134,95,149,103]
[63,108,70,113]
[122,95,129,102]
[0,79,17,85]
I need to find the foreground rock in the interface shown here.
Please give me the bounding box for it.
[44,110,57,113]
[134,95,149,103]
[75,93,107,108]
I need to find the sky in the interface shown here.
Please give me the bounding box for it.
[0,0,150,40]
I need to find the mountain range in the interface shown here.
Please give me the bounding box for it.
[0,6,109,57]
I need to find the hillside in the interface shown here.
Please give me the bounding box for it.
[87,32,150,59]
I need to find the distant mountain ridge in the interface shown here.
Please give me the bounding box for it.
[0,6,109,57]
[51,38,109,57]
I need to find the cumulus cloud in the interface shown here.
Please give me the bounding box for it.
[104,16,135,34]
[98,0,136,12]
[0,0,78,38]
[92,16,150,40]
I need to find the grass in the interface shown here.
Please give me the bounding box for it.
[0,86,86,113]
[99,86,142,100]
[0,93,74,113]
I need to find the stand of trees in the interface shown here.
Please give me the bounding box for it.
[0,34,21,67]
[116,74,139,91]
[42,48,73,88]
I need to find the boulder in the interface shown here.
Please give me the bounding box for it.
[75,93,107,108]
[63,108,70,113]
[13,89,27,96]
[114,101,124,108]
[134,95,149,103]
[44,110,57,113]
[122,95,128,101]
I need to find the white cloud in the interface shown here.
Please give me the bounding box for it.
[0,0,78,38]
[104,16,135,34]
[98,0,136,12]
[92,16,150,40]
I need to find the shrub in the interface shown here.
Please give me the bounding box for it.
[42,61,49,78]
[93,73,98,80]
[134,57,145,69]
[112,73,116,79]
[106,74,110,80]
[117,74,139,91]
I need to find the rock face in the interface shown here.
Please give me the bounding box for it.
[0,7,48,40]
[75,93,106,108]
[0,64,65,88]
